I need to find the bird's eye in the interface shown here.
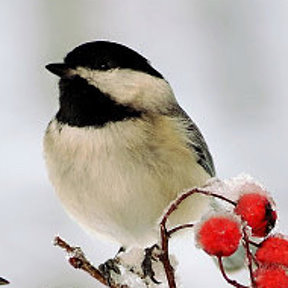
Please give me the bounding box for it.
[98,60,115,70]
[100,63,108,69]
[98,61,112,70]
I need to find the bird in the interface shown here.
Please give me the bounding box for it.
[43,40,215,257]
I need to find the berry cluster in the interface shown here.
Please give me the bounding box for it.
[194,180,288,288]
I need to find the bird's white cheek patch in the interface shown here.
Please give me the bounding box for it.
[74,67,176,113]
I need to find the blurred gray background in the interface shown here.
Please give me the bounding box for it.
[1,0,288,287]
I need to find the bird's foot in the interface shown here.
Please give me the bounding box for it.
[98,246,126,285]
[141,244,161,284]
[98,258,121,286]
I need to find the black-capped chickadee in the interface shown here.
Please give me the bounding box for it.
[44,41,215,249]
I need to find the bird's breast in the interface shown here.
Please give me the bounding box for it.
[43,117,210,246]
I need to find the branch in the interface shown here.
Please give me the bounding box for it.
[242,227,255,287]
[161,188,236,228]
[54,236,130,288]
[159,224,176,288]
[158,187,237,288]
[168,223,194,236]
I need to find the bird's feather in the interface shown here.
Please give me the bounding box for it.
[169,105,215,177]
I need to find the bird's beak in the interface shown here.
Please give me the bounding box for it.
[45,63,70,77]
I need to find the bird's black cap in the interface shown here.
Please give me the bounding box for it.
[46,41,163,79]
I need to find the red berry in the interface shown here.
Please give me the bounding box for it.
[254,266,288,288]
[196,215,242,257]
[255,235,288,267]
[234,193,277,237]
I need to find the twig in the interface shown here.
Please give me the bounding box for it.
[217,257,249,288]
[159,224,177,288]
[0,277,9,285]
[168,223,194,236]
[162,188,236,228]
[159,187,237,288]
[248,240,261,248]
[242,228,255,287]
[54,236,129,288]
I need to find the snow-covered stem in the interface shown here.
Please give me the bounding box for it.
[54,236,130,288]
[161,188,236,227]
[242,228,255,287]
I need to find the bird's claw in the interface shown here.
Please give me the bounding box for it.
[99,259,121,285]
[141,245,161,284]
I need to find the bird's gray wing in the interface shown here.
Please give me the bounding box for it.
[170,105,216,177]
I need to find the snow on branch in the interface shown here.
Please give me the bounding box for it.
[54,236,130,288]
